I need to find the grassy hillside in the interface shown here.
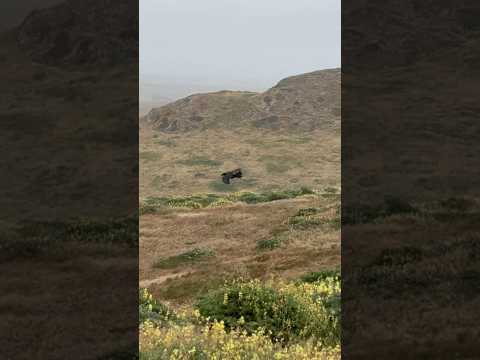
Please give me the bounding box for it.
[140,190,341,358]
[140,127,339,199]
[139,69,341,357]
[140,190,340,298]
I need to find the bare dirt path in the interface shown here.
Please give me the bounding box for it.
[139,270,191,288]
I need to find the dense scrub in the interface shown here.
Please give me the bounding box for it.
[139,275,340,359]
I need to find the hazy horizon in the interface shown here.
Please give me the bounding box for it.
[140,0,340,101]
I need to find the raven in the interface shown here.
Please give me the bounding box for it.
[221,168,242,184]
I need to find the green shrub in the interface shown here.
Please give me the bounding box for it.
[196,278,340,345]
[256,234,287,251]
[154,248,215,269]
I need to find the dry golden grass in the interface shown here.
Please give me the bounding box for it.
[140,193,340,304]
[140,126,340,199]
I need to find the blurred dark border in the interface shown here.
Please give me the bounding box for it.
[0,1,139,358]
[342,1,480,358]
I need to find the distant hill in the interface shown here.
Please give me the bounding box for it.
[140,69,340,133]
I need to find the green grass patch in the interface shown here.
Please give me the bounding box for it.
[140,187,315,214]
[256,233,287,251]
[155,138,176,147]
[154,248,215,269]
[233,187,314,204]
[140,151,160,162]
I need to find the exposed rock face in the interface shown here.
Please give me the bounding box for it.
[16,0,138,67]
[141,68,340,133]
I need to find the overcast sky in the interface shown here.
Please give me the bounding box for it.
[140,0,340,92]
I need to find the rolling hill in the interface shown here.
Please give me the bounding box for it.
[139,69,341,199]
[141,68,340,133]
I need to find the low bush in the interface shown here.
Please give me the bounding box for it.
[195,278,340,345]
[139,279,341,359]
[256,234,287,251]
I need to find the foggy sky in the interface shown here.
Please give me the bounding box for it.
[140,0,340,92]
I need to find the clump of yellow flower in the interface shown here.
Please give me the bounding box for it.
[140,319,339,359]
[207,199,235,208]
[139,276,340,360]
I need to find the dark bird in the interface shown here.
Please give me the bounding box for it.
[221,168,242,184]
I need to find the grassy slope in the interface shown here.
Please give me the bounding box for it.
[140,192,340,304]
[139,69,341,357]
[140,126,340,199]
